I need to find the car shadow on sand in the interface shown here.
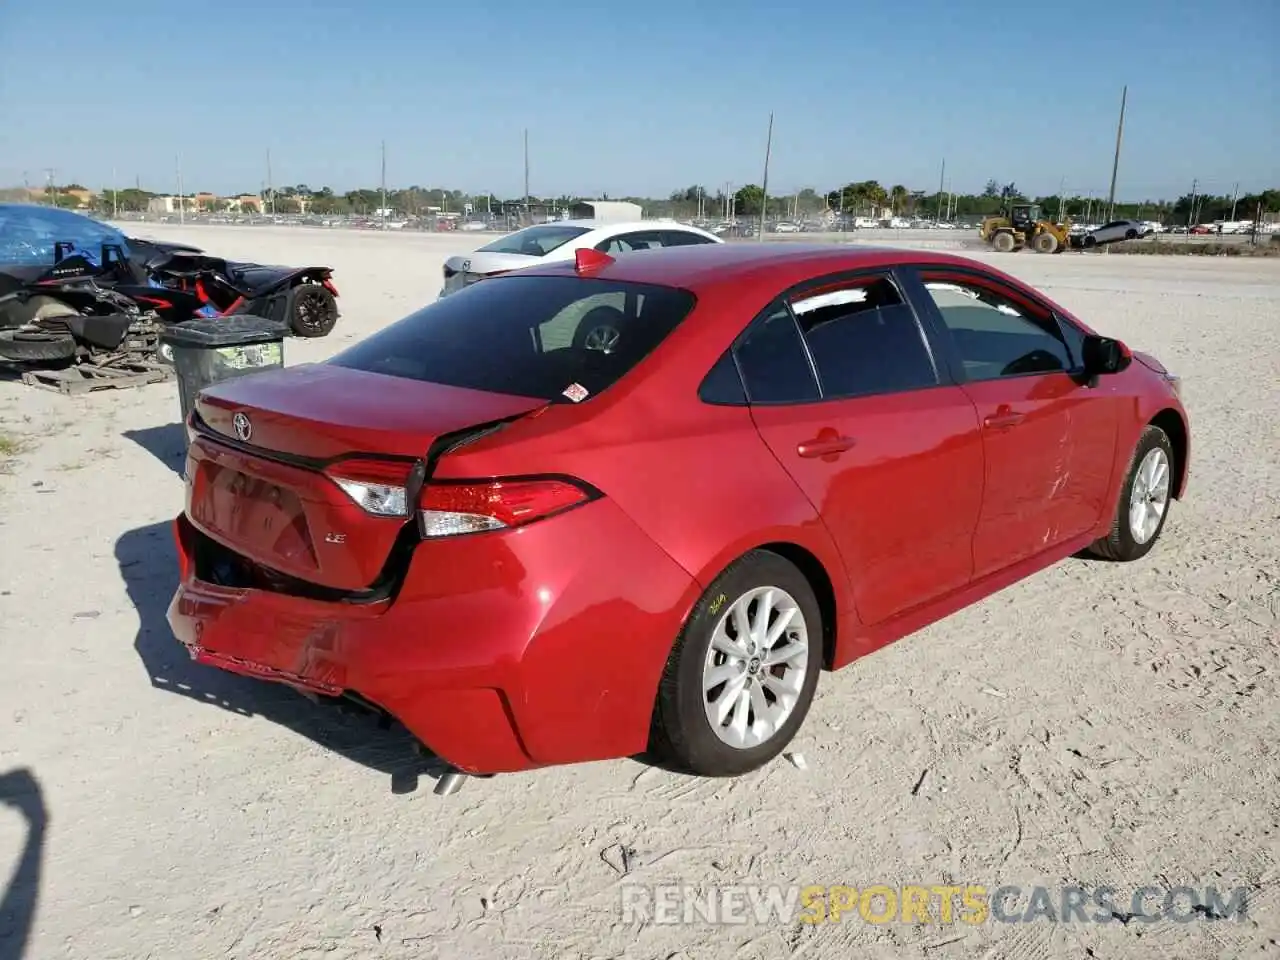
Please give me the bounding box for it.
[116,520,452,794]
[121,423,187,478]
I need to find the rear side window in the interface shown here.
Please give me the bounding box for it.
[597,230,718,254]
[735,306,820,403]
[476,224,591,256]
[788,275,938,398]
[330,276,695,402]
[659,230,718,247]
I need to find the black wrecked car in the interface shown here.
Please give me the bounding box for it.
[0,204,339,367]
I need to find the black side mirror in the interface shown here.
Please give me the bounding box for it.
[1081,335,1132,376]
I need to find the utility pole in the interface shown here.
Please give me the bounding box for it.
[266,148,274,217]
[176,155,184,225]
[936,158,945,224]
[523,129,530,224]
[380,139,387,230]
[1230,182,1239,221]
[44,169,56,207]
[1188,178,1198,231]
[111,166,118,218]
[1105,85,1127,223]
[758,112,773,241]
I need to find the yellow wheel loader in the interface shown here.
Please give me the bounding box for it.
[979,203,1071,253]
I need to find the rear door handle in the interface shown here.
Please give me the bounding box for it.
[797,435,857,458]
[983,411,1025,429]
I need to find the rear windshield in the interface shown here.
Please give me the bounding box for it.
[329,275,696,402]
[477,224,591,256]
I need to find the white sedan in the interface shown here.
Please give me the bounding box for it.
[439,219,723,297]
[1081,219,1153,247]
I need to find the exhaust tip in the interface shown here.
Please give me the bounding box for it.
[434,770,468,796]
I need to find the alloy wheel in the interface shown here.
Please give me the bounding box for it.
[702,586,809,749]
[1129,447,1171,544]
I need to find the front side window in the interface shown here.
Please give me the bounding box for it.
[330,275,695,402]
[788,275,938,399]
[920,273,1071,380]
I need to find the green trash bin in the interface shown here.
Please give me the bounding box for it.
[160,316,288,435]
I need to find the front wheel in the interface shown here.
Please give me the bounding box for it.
[1033,232,1059,253]
[991,232,1017,253]
[1088,425,1175,561]
[650,550,822,777]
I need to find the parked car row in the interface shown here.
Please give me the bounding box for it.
[696,217,965,236]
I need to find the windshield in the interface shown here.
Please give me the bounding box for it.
[0,204,129,266]
[329,275,696,402]
[477,224,591,257]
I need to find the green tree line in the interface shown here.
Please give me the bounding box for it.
[17,180,1280,225]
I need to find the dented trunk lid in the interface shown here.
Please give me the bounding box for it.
[186,364,546,591]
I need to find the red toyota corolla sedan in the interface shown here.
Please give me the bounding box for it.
[167,243,1190,788]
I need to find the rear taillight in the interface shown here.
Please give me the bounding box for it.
[324,459,415,518]
[324,462,596,537]
[419,477,594,538]
[322,278,340,298]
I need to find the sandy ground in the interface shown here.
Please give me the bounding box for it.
[1,225,1278,960]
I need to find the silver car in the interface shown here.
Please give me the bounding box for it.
[1082,219,1153,247]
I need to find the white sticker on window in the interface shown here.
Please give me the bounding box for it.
[562,382,589,403]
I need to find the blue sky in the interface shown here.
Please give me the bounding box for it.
[1,0,1275,200]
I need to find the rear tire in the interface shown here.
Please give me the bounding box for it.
[287,283,339,338]
[1083,235,1097,248]
[650,550,822,777]
[991,232,1016,253]
[1088,425,1175,562]
[0,329,77,362]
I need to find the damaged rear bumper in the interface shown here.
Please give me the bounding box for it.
[166,501,697,775]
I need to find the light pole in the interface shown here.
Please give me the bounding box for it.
[1104,85,1128,223]
[758,112,774,241]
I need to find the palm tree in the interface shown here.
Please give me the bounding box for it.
[890,184,908,215]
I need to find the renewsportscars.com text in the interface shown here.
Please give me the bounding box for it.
[620,883,1250,926]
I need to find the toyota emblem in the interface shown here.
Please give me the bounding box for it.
[232,412,253,442]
